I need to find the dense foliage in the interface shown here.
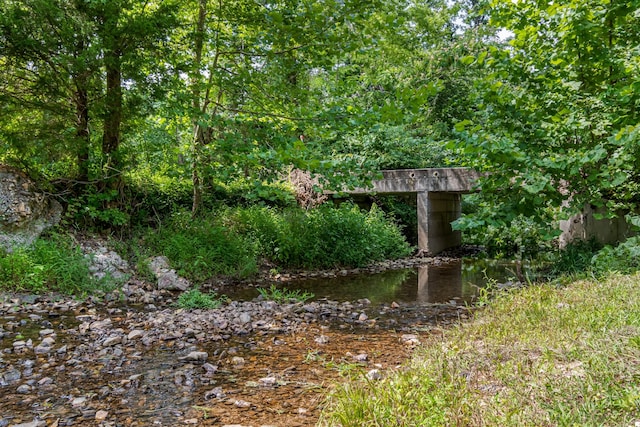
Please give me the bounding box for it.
[1,0,639,270]
[453,0,640,234]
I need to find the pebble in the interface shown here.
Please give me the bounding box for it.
[95,410,109,421]
[16,384,32,393]
[180,351,208,362]
[366,369,383,380]
[314,335,330,344]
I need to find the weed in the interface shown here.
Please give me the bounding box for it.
[229,203,411,269]
[0,233,115,295]
[176,288,227,310]
[257,284,314,303]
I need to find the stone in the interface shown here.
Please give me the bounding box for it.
[127,330,145,340]
[95,410,109,422]
[71,396,87,407]
[0,165,62,251]
[147,256,191,291]
[9,420,45,427]
[103,336,122,347]
[366,369,382,380]
[179,351,208,362]
[16,384,32,393]
[314,335,330,344]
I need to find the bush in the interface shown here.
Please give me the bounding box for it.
[0,233,113,295]
[591,236,640,274]
[457,213,553,258]
[545,239,602,277]
[141,211,258,282]
[230,203,411,269]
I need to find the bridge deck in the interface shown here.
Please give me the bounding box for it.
[347,168,481,194]
[339,168,481,255]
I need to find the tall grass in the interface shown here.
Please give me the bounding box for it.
[141,211,259,281]
[321,273,640,426]
[0,233,114,295]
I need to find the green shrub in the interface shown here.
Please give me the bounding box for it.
[0,233,114,295]
[142,211,258,282]
[458,213,553,258]
[176,288,227,309]
[230,203,411,269]
[591,236,640,274]
[545,239,602,277]
[63,187,130,230]
[257,284,314,303]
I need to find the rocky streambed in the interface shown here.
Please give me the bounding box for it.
[0,266,471,427]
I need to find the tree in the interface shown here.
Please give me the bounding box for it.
[162,0,383,213]
[0,0,178,189]
[453,0,640,230]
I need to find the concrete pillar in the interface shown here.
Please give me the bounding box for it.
[417,192,462,255]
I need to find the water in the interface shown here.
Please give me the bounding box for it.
[237,259,529,305]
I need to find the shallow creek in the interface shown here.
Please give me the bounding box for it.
[0,258,523,427]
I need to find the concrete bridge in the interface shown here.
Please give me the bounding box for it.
[343,168,482,255]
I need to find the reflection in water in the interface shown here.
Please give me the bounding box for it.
[417,260,463,303]
[264,259,527,305]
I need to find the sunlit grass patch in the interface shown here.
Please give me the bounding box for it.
[321,273,640,426]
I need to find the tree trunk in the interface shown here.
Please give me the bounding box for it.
[75,80,90,182]
[191,0,208,216]
[102,54,122,169]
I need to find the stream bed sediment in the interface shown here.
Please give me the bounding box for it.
[0,258,475,427]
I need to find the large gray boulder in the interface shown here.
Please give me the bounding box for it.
[147,256,191,291]
[0,165,62,251]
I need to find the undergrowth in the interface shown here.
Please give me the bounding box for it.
[228,203,411,269]
[140,211,259,282]
[0,232,116,295]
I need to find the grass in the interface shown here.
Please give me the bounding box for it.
[257,284,314,303]
[0,232,118,296]
[176,288,227,309]
[320,273,640,426]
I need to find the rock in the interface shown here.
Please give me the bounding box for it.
[147,256,191,291]
[353,353,368,362]
[127,330,145,340]
[202,363,218,376]
[401,334,421,346]
[0,165,62,251]
[95,410,109,422]
[71,396,87,407]
[79,238,131,281]
[8,420,45,427]
[179,351,208,362]
[233,400,251,408]
[37,377,53,386]
[314,335,330,344]
[16,384,32,393]
[102,336,122,347]
[4,368,21,383]
[366,369,382,380]
[231,356,245,366]
[358,312,368,321]
[237,313,251,325]
[258,376,278,387]
[204,387,225,399]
